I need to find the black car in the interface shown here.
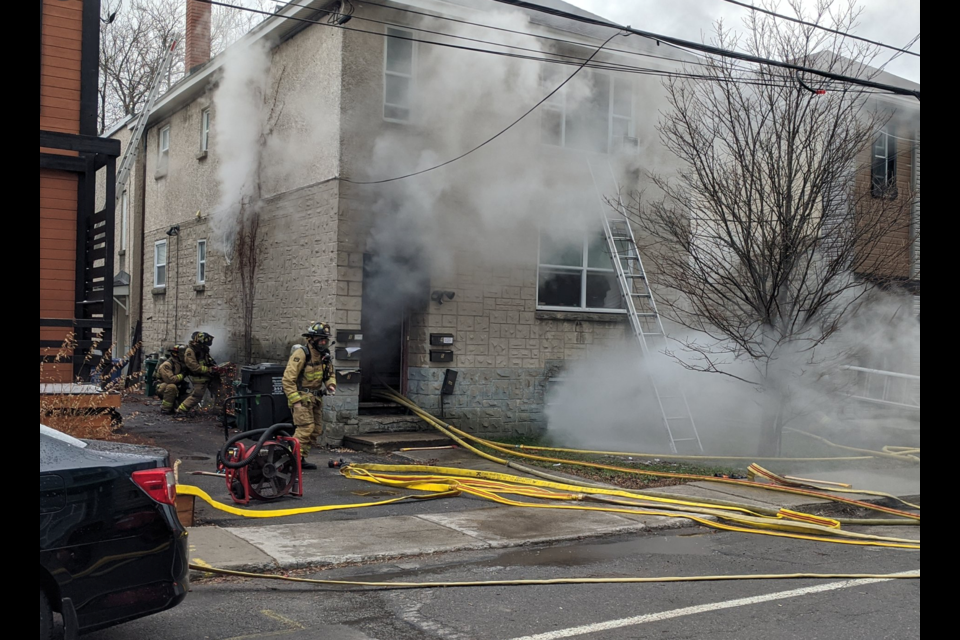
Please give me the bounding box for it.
[40,425,189,638]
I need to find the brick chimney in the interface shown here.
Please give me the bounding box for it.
[185,0,212,73]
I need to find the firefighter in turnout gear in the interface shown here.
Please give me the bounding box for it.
[156,344,187,414]
[282,322,337,470]
[178,331,220,413]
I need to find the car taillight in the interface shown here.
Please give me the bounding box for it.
[131,468,177,505]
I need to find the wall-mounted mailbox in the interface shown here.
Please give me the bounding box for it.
[430,333,455,346]
[335,346,362,361]
[429,349,454,363]
[337,330,362,343]
[442,369,458,395]
[336,369,361,384]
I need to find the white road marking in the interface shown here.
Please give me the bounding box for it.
[506,571,919,640]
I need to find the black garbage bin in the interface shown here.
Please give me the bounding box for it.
[239,363,292,429]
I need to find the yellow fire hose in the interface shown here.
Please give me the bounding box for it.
[498,431,918,464]
[784,428,920,462]
[338,465,919,549]
[172,386,920,599]
[176,483,460,517]
[188,563,919,589]
[372,390,920,519]
[176,462,919,549]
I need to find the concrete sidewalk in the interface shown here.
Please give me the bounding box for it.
[184,448,920,579]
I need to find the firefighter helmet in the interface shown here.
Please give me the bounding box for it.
[303,322,332,339]
[191,331,214,346]
[168,344,185,359]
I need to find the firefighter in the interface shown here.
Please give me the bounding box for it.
[282,322,337,470]
[156,344,187,414]
[177,331,220,414]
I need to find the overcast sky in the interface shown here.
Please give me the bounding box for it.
[565,0,920,83]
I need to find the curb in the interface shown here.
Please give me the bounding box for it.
[187,510,711,580]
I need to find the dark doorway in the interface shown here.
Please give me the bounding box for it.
[359,253,407,413]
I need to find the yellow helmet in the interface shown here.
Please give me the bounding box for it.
[303,322,332,339]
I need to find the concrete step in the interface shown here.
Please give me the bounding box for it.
[358,401,408,416]
[344,431,454,454]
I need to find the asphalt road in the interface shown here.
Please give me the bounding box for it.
[80,526,919,640]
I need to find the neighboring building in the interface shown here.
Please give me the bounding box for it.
[856,82,921,309]
[40,0,121,382]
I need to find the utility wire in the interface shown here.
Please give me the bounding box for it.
[215,0,762,79]
[488,0,919,99]
[341,30,625,184]
[193,0,896,186]
[200,0,892,96]
[357,0,759,76]
[721,0,920,58]
[875,32,921,74]
[197,1,816,89]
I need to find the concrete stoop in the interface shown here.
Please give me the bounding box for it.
[344,431,454,454]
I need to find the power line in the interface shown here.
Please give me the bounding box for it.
[875,32,921,74]
[488,0,920,100]
[721,0,919,58]
[191,0,895,186]
[196,1,810,90]
[356,0,760,76]
[216,0,764,80]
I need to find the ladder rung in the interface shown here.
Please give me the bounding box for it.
[624,274,646,279]
[636,313,658,317]
[630,293,652,298]
[672,438,698,442]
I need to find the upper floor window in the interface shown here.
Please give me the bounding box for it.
[200,109,211,153]
[154,240,167,287]
[384,27,414,122]
[158,125,170,161]
[871,127,898,198]
[541,69,635,155]
[537,229,624,311]
[197,239,207,284]
[119,189,129,252]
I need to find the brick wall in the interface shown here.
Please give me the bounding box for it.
[855,128,917,281]
[404,251,630,435]
[142,180,340,361]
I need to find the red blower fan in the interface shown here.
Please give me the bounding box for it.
[218,423,303,505]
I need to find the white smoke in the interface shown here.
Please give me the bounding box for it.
[209,40,272,259]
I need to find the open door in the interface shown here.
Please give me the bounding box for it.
[359,253,408,412]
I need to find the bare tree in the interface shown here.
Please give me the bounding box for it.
[234,67,286,364]
[98,0,271,133]
[627,0,918,455]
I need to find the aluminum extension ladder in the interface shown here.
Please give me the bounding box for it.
[586,158,703,454]
[115,40,179,200]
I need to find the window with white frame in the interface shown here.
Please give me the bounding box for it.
[154,239,167,287]
[119,189,129,252]
[871,127,898,197]
[158,125,170,161]
[537,229,623,311]
[197,239,207,284]
[384,27,414,122]
[541,69,635,154]
[200,109,211,153]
